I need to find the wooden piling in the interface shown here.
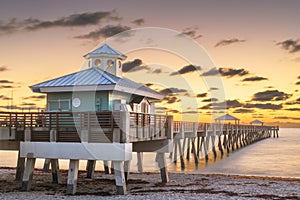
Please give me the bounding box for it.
[42,159,51,172]
[50,159,61,184]
[21,157,36,191]
[137,153,143,173]
[15,150,25,181]
[113,161,127,195]
[86,160,96,178]
[124,160,131,183]
[66,159,79,195]
[156,153,168,183]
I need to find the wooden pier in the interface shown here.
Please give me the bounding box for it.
[0,111,279,195]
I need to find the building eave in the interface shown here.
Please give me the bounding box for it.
[31,84,164,100]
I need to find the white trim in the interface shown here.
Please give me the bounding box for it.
[37,85,163,100]
[20,142,132,161]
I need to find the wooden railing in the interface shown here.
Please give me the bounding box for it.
[0,111,169,143]
[0,111,278,143]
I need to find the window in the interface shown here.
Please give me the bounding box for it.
[48,99,71,111]
[107,59,114,67]
[94,59,101,67]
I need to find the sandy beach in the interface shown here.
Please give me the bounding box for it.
[0,167,299,200]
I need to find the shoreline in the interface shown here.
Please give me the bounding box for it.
[0,167,299,199]
[1,166,300,181]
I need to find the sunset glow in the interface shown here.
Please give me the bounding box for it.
[0,0,299,127]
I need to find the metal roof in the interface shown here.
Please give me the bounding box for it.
[250,119,263,124]
[215,114,239,121]
[30,67,163,100]
[84,44,126,60]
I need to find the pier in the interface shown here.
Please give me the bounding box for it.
[0,111,279,195]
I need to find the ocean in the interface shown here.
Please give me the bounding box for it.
[0,128,299,178]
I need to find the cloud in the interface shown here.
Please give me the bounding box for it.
[202,68,219,76]
[170,64,201,76]
[151,68,163,74]
[196,93,207,98]
[202,67,249,77]
[200,99,242,110]
[162,96,181,104]
[181,111,199,114]
[277,39,300,53]
[252,90,291,101]
[27,11,119,30]
[158,87,190,104]
[202,98,218,102]
[0,65,9,72]
[285,97,300,105]
[0,85,13,89]
[215,38,246,47]
[0,11,120,35]
[131,18,145,26]
[159,87,188,95]
[75,25,131,40]
[122,59,150,73]
[0,80,14,84]
[252,114,264,119]
[209,87,219,91]
[285,108,300,111]
[274,116,300,120]
[0,95,12,100]
[178,27,202,39]
[144,83,153,87]
[21,102,37,106]
[22,95,46,101]
[167,109,180,114]
[244,103,282,110]
[242,76,268,82]
[233,108,254,113]
[0,105,22,110]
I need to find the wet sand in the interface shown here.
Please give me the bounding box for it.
[0,167,299,200]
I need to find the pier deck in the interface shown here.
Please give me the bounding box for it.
[0,111,279,195]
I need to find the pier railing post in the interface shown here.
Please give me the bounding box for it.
[120,111,130,143]
[166,115,174,139]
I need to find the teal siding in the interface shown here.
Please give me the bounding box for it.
[47,91,109,112]
[108,91,132,110]
[72,91,109,112]
[47,93,72,111]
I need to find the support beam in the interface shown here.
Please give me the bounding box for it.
[66,159,79,195]
[21,157,36,191]
[42,159,51,172]
[103,160,110,174]
[113,161,127,195]
[124,160,131,183]
[137,153,143,173]
[156,153,168,183]
[50,159,61,184]
[191,139,199,164]
[15,150,25,181]
[177,139,185,170]
[86,160,96,178]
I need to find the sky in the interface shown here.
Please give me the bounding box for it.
[0,0,299,127]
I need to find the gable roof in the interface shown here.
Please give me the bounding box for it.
[250,119,263,124]
[215,114,239,121]
[30,67,163,100]
[84,44,126,60]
